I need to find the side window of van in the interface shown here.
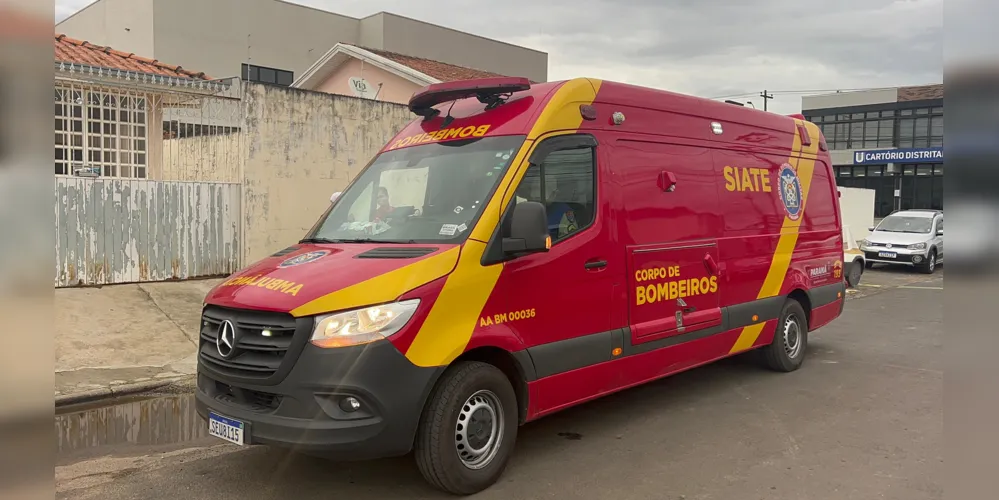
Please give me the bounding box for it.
[515,147,596,243]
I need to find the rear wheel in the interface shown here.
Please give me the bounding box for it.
[414,361,519,496]
[846,261,863,288]
[762,299,809,372]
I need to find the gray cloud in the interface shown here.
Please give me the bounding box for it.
[55,0,943,114]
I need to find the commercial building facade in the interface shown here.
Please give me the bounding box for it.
[802,84,943,217]
[56,0,548,86]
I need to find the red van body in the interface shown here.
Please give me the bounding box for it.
[197,77,845,494]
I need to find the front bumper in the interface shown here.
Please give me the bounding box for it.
[196,331,443,460]
[861,246,930,266]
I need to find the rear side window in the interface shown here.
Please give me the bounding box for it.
[514,147,596,243]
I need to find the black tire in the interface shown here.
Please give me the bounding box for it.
[762,299,809,372]
[919,249,937,274]
[846,261,863,288]
[414,361,519,496]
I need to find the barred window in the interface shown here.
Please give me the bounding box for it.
[55,86,149,178]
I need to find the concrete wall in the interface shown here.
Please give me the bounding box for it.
[240,83,413,263]
[802,88,898,111]
[838,186,877,244]
[316,58,421,105]
[161,134,242,183]
[56,0,155,56]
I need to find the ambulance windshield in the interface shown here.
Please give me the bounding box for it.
[304,135,525,244]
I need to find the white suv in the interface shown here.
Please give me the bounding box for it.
[860,210,943,274]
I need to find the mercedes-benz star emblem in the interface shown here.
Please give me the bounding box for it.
[217,320,236,358]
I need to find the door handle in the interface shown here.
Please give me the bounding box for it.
[584,260,607,270]
[703,253,719,276]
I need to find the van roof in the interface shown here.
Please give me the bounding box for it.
[385,77,822,154]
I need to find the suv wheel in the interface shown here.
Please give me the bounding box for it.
[919,249,937,274]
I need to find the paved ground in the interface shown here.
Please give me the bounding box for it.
[56,267,943,500]
[55,278,220,398]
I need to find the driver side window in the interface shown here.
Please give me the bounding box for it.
[513,146,596,243]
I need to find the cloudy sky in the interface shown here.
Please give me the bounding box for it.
[55,0,943,114]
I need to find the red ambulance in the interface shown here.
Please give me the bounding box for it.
[197,77,846,494]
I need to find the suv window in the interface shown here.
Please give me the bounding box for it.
[513,147,596,243]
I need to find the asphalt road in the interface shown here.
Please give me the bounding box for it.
[57,267,943,500]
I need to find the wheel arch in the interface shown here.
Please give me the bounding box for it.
[787,288,812,330]
[452,346,533,425]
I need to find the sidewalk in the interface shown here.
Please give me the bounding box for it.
[55,278,222,403]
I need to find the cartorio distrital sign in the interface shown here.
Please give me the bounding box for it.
[852,147,943,165]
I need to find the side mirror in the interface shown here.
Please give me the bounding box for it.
[330,192,341,203]
[502,201,551,254]
[868,226,876,232]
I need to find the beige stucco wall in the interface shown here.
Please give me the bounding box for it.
[56,0,155,56]
[161,134,242,183]
[240,83,413,263]
[315,58,421,105]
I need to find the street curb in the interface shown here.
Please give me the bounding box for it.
[55,375,195,408]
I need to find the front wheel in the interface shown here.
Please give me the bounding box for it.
[919,249,937,274]
[762,299,809,372]
[414,361,519,496]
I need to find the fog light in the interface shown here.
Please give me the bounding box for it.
[912,255,923,263]
[339,396,361,412]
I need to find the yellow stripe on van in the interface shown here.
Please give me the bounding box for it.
[289,247,460,318]
[405,78,603,368]
[729,119,821,354]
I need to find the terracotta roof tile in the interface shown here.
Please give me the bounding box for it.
[897,84,943,102]
[350,44,511,82]
[55,34,211,80]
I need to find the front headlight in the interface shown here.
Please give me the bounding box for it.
[907,242,927,250]
[860,239,870,247]
[310,299,421,348]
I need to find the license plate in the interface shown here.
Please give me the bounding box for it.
[878,251,897,258]
[208,412,246,446]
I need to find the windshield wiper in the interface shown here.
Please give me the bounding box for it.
[373,239,419,244]
[299,237,339,244]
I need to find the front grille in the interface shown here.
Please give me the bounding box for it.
[214,381,283,413]
[199,306,300,380]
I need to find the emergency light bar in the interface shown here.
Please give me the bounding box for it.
[408,77,532,118]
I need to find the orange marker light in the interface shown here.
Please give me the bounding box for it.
[545,236,552,250]
[837,292,842,298]
[752,314,759,322]
[612,347,623,356]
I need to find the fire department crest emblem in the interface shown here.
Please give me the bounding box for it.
[778,163,803,221]
[278,250,330,268]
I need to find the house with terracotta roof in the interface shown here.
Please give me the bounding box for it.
[54,34,231,179]
[292,43,518,104]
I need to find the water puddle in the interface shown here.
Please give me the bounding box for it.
[55,393,207,454]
